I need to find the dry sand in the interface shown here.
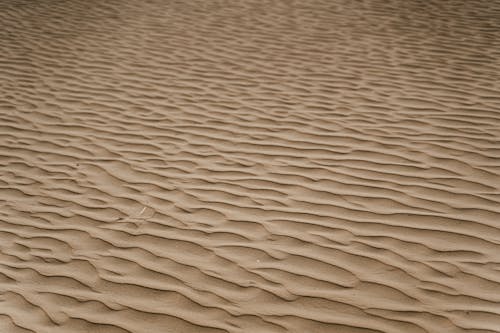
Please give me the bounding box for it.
[1,0,500,332]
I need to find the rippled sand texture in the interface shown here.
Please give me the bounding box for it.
[2,0,500,332]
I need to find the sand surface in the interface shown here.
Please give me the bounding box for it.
[1,0,500,332]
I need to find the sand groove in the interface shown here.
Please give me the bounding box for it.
[1,0,500,332]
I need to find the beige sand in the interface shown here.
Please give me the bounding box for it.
[1,0,500,332]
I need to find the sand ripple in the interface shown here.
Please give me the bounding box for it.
[1,0,500,332]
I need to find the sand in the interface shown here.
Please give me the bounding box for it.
[1,0,500,332]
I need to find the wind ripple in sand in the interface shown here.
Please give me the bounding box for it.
[1,0,500,332]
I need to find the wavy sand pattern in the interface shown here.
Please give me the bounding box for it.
[1,0,500,332]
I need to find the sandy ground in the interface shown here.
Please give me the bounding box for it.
[1,0,500,332]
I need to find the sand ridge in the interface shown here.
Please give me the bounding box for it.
[1,0,500,332]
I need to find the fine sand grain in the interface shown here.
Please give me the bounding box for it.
[1,0,500,332]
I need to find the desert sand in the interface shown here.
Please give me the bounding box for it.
[1,0,500,332]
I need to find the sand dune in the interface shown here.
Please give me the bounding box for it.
[1,0,500,332]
